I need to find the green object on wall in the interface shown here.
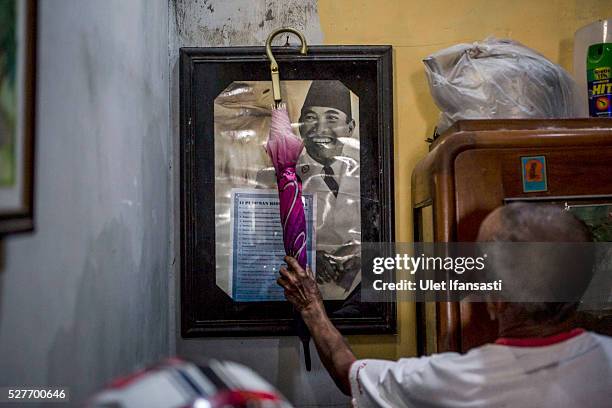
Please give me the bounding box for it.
[0,0,16,187]
[587,42,612,117]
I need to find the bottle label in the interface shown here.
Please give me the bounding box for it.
[588,70,611,117]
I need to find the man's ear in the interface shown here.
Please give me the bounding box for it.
[347,119,355,135]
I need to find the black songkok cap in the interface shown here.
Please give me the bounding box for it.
[300,80,352,120]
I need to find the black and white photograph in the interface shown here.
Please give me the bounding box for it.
[214,80,361,300]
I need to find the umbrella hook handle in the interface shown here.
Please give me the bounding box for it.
[265,28,308,106]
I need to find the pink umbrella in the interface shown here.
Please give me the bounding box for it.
[265,28,312,370]
[266,104,307,268]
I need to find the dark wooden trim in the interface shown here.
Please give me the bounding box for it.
[505,194,612,203]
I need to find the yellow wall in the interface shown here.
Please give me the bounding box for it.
[317,0,611,359]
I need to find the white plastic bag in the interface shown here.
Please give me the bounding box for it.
[424,38,581,133]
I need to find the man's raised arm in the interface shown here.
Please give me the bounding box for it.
[277,256,356,395]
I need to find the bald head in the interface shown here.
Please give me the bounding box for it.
[478,203,592,243]
[477,203,594,324]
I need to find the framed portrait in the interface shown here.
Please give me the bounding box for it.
[180,45,395,336]
[0,0,36,235]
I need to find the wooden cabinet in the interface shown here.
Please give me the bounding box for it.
[412,119,612,354]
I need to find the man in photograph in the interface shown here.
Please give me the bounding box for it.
[297,80,361,297]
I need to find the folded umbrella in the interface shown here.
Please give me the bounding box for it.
[266,104,312,371]
[267,104,308,268]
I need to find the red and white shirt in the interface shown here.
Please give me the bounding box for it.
[349,330,612,408]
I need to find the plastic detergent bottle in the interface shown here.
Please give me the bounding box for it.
[587,42,612,117]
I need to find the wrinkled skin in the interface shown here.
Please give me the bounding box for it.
[277,256,323,313]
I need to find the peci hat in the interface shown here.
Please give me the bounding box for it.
[300,80,352,121]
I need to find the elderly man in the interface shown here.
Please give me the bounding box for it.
[277,203,612,407]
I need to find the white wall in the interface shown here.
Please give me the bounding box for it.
[0,0,170,405]
[169,1,350,407]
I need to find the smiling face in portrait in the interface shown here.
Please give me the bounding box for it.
[299,106,354,165]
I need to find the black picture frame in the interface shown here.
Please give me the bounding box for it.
[0,0,36,235]
[180,45,395,337]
